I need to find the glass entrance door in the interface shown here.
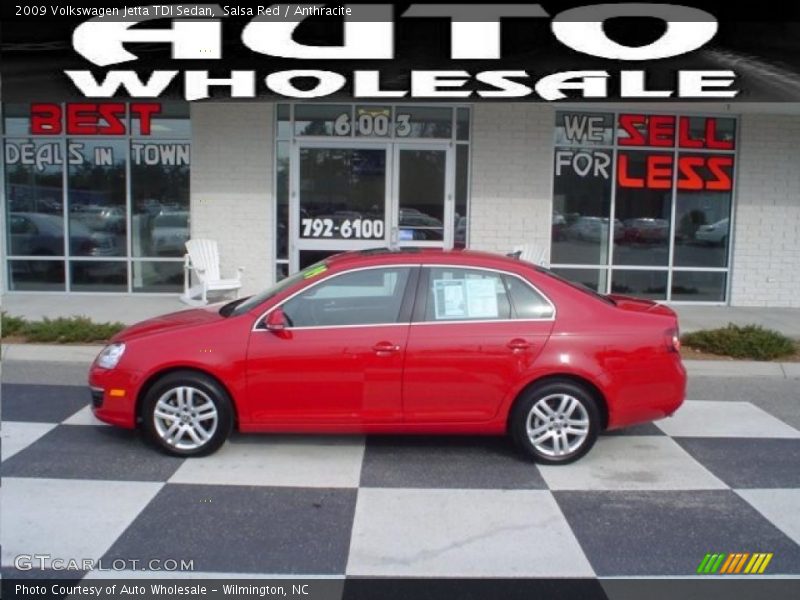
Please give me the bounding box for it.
[392,144,453,248]
[291,142,453,271]
[292,143,390,271]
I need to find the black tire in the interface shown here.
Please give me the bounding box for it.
[510,379,601,465]
[141,370,233,457]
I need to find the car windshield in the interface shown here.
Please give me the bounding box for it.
[534,266,616,306]
[221,261,329,317]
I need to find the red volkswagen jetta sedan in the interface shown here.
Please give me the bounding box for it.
[88,248,686,464]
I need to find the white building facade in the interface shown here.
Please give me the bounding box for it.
[3,101,799,307]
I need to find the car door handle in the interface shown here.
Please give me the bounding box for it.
[373,341,401,354]
[507,339,532,351]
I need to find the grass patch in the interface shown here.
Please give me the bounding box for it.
[681,323,796,361]
[1,312,125,344]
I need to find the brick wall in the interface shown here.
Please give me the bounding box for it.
[468,104,555,260]
[730,114,800,307]
[190,103,274,295]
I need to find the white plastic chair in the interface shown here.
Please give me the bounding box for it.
[180,239,244,305]
[510,244,549,267]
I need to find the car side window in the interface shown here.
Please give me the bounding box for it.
[282,267,411,328]
[423,267,512,322]
[503,275,555,319]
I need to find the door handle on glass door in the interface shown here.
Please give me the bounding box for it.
[373,341,401,354]
[507,339,532,351]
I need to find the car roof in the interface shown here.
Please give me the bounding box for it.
[323,247,533,272]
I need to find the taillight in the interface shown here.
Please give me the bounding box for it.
[664,327,681,352]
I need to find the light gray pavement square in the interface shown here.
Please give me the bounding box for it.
[1,422,56,461]
[169,436,365,488]
[736,489,800,545]
[1,478,162,568]
[62,405,110,427]
[346,488,594,577]
[657,400,800,438]
[538,436,727,491]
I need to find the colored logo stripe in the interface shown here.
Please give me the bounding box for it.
[697,553,774,575]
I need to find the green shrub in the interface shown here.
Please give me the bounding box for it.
[0,314,125,344]
[682,323,796,361]
[1,311,27,337]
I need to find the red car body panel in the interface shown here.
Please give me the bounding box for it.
[89,249,686,435]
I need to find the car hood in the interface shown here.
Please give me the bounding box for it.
[111,305,225,342]
[607,294,677,318]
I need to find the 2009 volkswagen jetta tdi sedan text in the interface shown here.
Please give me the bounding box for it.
[88,248,686,464]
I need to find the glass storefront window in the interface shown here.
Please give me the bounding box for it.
[131,104,190,137]
[8,259,65,291]
[551,146,613,266]
[298,147,386,241]
[611,270,668,300]
[398,149,446,241]
[454,145,469,248]
[295,104,351,136]
[551,111,735,302]
[613,151,672,267]
[67,139,127,258]
[132,261,184,293]
[70,260,127,292]
[3,102,191,293]
[550,267,608,294]
[395,106,452,138]
[276,141,290,260]
[5,138,64,256]
[671,271,727,302]
[555,111,614,146]
[131,140,190,259]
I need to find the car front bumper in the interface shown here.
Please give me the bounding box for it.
[88,366,144,429]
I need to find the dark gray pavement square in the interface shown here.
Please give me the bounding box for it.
[675,438,800,489]
[102,484,357,574]
[2,384,88,423]
[360,435,546,489]
[1,425,184,481]
[555,489,800,576]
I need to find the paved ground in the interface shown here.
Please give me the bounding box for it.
[2,361,800,584]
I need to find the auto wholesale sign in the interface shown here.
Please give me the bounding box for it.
[4,3,800,103]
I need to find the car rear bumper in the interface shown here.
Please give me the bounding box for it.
[88,366,143,429]
[606,355,687,430]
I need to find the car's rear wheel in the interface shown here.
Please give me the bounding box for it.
[142,371,233,457]
[510,380,600,464]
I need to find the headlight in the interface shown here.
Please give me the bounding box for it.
[96,343,126,369]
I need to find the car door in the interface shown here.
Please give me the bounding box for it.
[246,266,418,425]
[402,265,555,422]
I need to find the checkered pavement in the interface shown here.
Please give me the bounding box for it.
[2,381,800,580]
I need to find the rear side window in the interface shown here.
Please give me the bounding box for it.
[423,267,512,321]
[503,275,555,319]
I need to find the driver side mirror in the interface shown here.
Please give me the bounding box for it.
[265,308,288,332]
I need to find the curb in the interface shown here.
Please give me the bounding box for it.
[1,343,103,364]
[1,343,797,379]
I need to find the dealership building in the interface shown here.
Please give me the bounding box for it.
[2,101,799,307]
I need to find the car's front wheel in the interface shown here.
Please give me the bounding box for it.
[510,380,600,464]
[142,371,233,457]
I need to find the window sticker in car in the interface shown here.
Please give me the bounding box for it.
[302,264,328,279]
[464,278,499,318]
[433,279,467,319]
[432,278,500,320]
